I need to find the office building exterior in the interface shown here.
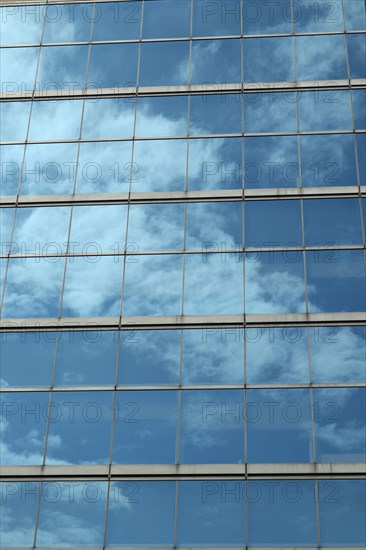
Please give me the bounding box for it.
[0,0,365,547]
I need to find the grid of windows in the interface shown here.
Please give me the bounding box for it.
[0,0,365,548]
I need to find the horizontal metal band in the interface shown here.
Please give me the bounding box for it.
[1,462,365,480]
[1,186,364,208]
[1,79,365,102]
[1,312,365,331]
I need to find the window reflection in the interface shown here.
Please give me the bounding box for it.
[92,1,141,41]
[0,5,43,45]
[0,47,38,91]
[0,145,23,196]
[180,389,245,463]
[193,0,241,37]
[293,0,343,32]
[135,96,188,137]
[0,391,50,465]
[191,39,241,85]
[139,41,190,87]
[69,205,128,251]
[296,35,348,81]
[243,0,291,34]
[244,37,294,83]
[37,45,89,91]
[348,34,366,79]
[0,481,39,547]
[1,101,31,142]
[352,89,366,129]
[113,390,178,464]
[298,90,352,131]
[190,94,242,135]
[128,203,184,251]
[82,98,135,139]
[29,100,83,141]
[142,0,190,38]
[43,3,93,43]
[88,43,139,89]
[244,92,297,133]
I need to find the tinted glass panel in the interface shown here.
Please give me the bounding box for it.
[0,145,23,195]
[135,96,188,137]
[0,391,49,465]
[1,331,55,387]
[191,39,242,85]
[139,41,190,86]
[37,45,89,91]
[113,390,178,463]
[180,389,244,463]
[296,35,348,81]
[69,204,128,251]
[0,47,38,91]
[347,33,366,79]
[1,102,31,142]
[294,0,343,32]
[244,37,294,83]
[298,90,353,131]
[0,482,39,547]
[247,388,313,463]
[127,203,184,251]
[43,3,93,42]
[344,0,366,30]
[142,0,190,38]
[45,391,113,464]
[88,43,139,89]
[352,89,366,129]
[0,5,43,45]
[244,92,297,133]
[190,94,242,135]
[242,0,292,34]
[107,481,175,547]
[82,98,135,139]
[92,1,141,41]
[29,100,83,141]
[193,0,241,36]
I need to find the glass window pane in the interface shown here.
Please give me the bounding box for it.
[248,480,317,546]
[143,0,190,38]
[36,482,107,547]
[37,45,89,91]
[88,43,139,89]
[244,92,297,133]
[0,5,43,45]
[62,256,123,317]
[244,37,294,83]
[54,330,118,387]
[180,389,244,463]
[43,3,93,43]
[29,100,83,141]
[0,391,49,465]
[357,133,366,185]
[113,390,178,463]
[319,480,366,546]
[300,134,358,187]
[191,39,241,85]
[45,391,113,464]
[193,0,241,36]
[348,33,366,79]
[188,137,242,190]
[122,254,183,316]
[244,136,299,188]
[296,35,348,81]
[190,94,242,135]
[1,101,31,142]
[135,96,188,137]
[0,145,23,195]
[69,205,128,251]
[245,199,302,248]
[107,481,175,547]
[92,1,141,41]
[0,47,38,90]
[1,331,56,388]
[76,140,132,194]
[298,90,353,131]
[304,198,363,246]
[184,253,244,314]
[246,327,309,384]
[243,0,292,34]
[132,139,187,192]
[294,0,343,32]
[118,329,180,385]
[182,328,244,385]
[344,0,366,30]
[127,203,184,251]
[186,201,243,250]
[247,388,313,463]
[314,387,366,462]
[245,251,306,314]
[12,206,71,254]
[306,249,366,313]
[21,143,78,195]
[352,89,366,129]
[177,480,245,546]
[2,257,65,318]
[82,98,135,139]
[0,207,14,252]
[139,41,190,87]
[310,326,366,383]
[0,481,39,547]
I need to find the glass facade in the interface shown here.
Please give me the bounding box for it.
[0,0,365,547]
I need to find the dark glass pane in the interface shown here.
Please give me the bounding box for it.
[348,33,366,79]
[127,203,185,251]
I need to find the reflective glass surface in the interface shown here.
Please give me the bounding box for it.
[88,43,139,89]
[314,388,366,463]
[244,92,297,133]
[0,482,39,547]
[347,33,366,79]
[135,96,188,137]
[294,0,343,32]
[0,207,15,252]
[193,0,241,36]
[244,37,294,83]
[245,251,306,314]
[28,100,83,141]
[118,329,180,385]
[298,90,353,131]
[54,330,118,387]
[247,388,313,463]
[37,45,89,91]
[69,204,128,251]
[296,35,348,81]
[127,203,184,251]
[0,5,43,45]
[190,94,242,135]
[45,390,113,464]
[0,145,23,195]
[0,331,55,387]
[82,98,135,139]
[0,101,31,142]
[92,1,141,41]
[244,136,299,188]
[43,3,93,43]
[343,0,366,30]
[191,39,241,85]
[242,0,292,34]
[0,47,38,91]
[0,391,50,465]
[113,390,178,464]
[357,133,366,185]
[142,0,190,38]
[180,389,245,463]
[107,481,176,546]
[139,41,190,87]
[352,89,366,129]
[306,249,366,313]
